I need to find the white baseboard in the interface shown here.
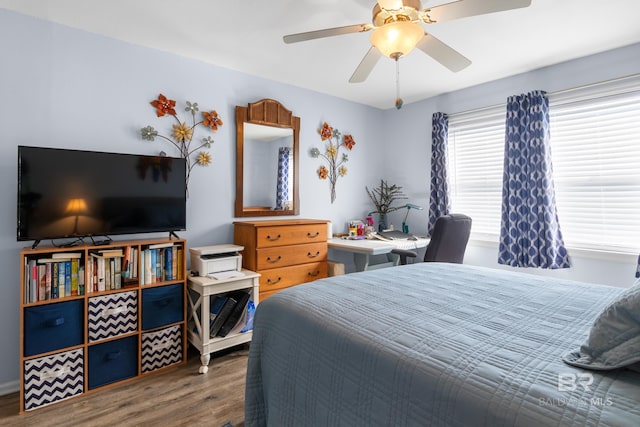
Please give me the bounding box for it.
[0,380,19,396]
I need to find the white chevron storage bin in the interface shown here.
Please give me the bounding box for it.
[19,238,188,413]
[23,349,84,411]
[141,324,183,373]
[88,291,138,342]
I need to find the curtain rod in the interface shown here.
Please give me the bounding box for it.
[447,72,640,118]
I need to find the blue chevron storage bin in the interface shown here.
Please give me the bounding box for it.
[88,290,138,342]
[141,324,183,373]
[23,348,84,411]
[88,335,138,389]
[141,283,184,330]
[23,300,84,357]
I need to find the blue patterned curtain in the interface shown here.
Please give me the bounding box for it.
[428,112,451,236]
[275,147,291,210]
[498,91,570,268]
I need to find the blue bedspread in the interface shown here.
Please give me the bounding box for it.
[245,263,640,426]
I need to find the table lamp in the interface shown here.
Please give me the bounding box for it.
[402,203,423,233]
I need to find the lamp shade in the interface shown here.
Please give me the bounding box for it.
[65,198,88,215]
[370,21,424,58]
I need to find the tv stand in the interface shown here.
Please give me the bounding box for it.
[169,231,180,240]
[30,240,40,250]
[19,237,187,412]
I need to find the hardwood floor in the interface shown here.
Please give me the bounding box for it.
[0,345,248,427]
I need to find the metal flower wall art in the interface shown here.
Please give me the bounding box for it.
[140,93,223,196]
[310,122,357,203]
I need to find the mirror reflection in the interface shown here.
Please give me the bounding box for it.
[235,99,300,217]
[243,123,293,210]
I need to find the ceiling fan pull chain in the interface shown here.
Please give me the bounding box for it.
[395,57,403,110]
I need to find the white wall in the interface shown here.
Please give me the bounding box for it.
[1,7,639,392]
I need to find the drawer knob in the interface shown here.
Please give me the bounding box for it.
[266,255,282,264]
[307,232,320,238]
[267,277,282,285]
[266,234,281,241]
[308,270,321,277]
[307,251,320,258]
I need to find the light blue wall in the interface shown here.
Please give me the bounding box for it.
[1,8,639,391]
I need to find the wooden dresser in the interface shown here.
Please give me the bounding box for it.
[233,219,328,300]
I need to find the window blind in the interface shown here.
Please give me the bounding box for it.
[549,76,640,252]
[448,105,505,240]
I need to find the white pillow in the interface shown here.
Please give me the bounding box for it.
[562,279,640,370]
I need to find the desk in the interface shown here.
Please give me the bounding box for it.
[328,237,429,272]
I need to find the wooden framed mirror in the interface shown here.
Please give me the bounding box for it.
[235,99,300,217]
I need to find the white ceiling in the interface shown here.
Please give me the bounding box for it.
[1,0,639,109]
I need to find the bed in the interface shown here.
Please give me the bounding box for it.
[245,263,640,426]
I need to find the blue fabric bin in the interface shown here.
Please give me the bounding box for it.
[88,335,138,389]
[141,283,184,330]
[24,300,84,357]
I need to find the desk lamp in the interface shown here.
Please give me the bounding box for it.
[401,204,423,233]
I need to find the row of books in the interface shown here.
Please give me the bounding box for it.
[86,248,126,293]
[208,290,251,338]
[140,243,184,285]
[23,243,184,302]
[24,253,84,303]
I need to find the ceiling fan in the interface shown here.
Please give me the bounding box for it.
[284,0,531,108]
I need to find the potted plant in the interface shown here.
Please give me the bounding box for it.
[366,179,408,231]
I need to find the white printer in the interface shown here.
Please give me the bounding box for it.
[190,244,243,277]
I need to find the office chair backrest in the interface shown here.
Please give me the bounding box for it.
[424,214,472,263]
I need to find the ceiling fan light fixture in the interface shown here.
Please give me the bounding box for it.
[370,21,424,58]
[377,0,405,10]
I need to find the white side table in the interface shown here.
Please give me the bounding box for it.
[187,269,260,373]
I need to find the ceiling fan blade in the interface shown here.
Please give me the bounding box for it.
[424,0,531,24]
[349,47,383,83]
[416,33,471,72]
[283,23,373,44]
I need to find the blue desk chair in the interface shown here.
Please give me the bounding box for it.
[392,214,472,265]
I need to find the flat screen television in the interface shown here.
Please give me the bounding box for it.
[17,146,187,245]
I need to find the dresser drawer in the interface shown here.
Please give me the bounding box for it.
[256,242,327,270]
[88,291,138,342]
[255,224,327,248]
[24,348,84,411]
[259,262,327,292]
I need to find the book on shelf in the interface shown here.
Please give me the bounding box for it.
[45,263,52,300]
[78,265,85,295]
[96,256,106,292]
[51,262,59,299]
[207,295,228,334]
[218,291,251,338]
[70,258,79,296]
[38,264,46,301]
[52,252,82,259]
[148,242,175,250]
[209,295,238,338]
[97,248,124,258]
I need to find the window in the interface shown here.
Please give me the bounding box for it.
[447,75,640,253]
[549,76,640,252]
[448,105,505,240]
